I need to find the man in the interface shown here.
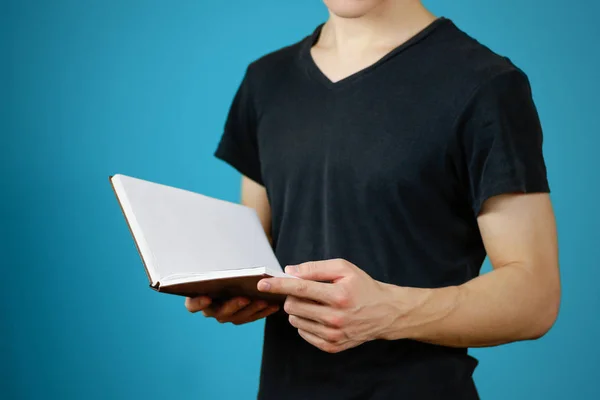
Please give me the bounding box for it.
[185,0,561,398]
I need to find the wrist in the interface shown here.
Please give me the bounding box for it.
[374,282,431,341]
[376,283,462,341]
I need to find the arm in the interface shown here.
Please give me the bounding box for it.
[256,193,560,352]
[190,65,277,323]
[185,176,279,324]
[241,176,273,244]
[382,192,560,347]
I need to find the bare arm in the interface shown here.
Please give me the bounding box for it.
[241,176,273,244]
[257,192,561,352]
[185,176,279,323]
[384,192,561,347]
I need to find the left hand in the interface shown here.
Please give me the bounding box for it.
[185,296,279,325]
[257,259,397,353]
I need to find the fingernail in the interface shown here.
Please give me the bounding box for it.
[238,299,249,307]
[258,280,271,291]
[285,265,298,274]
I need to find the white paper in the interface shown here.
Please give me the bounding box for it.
[111,174,284,286]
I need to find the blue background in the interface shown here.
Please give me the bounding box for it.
[2,0,599,399]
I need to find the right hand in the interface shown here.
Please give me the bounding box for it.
[185,296,280,325]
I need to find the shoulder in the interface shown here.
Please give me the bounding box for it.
[433,20,531,97]
[249,39,306,73]
[243,34,310,89]
[236,30,314,113]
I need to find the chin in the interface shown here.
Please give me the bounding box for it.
[323,0,386,18]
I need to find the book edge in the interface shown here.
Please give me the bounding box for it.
[158,266,296,288]
[109,174,160,289]
[158,266,270,287]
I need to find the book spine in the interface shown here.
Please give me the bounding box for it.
[109,175,156,287]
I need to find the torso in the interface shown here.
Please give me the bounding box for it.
[243,18,517,400]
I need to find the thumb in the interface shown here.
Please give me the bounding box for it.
[285,259,350,281]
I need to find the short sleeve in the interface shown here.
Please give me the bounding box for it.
[214,67,263,185]
[459,69,550,216]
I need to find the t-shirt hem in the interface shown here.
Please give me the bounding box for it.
[214,135,264,186]
[473,180,550,216]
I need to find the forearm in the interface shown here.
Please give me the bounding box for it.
[240,176,273,244]
[380,264,560,347]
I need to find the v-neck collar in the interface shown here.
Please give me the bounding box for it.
[300,17,450,90]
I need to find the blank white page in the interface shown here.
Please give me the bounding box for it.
[111,174,282,285]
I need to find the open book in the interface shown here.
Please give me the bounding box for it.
[110,174,290,302]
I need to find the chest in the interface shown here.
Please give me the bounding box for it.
[256,82,459,195]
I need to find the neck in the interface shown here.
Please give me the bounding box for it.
[319,1,437,50]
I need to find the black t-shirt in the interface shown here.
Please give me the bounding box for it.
[214,18,549,400]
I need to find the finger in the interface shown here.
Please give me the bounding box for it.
[206,297,250,320]
[298,329,341,354]
[185,296,212,313]
[289,315,345,343]
[257,277,337,304]
[228,300,269,323]
[283,297,333,325]
[285,259,350,281]
[231,305,280,325]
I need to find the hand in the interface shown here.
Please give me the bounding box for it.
[185,296,280,325]
[257,259,398,353]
